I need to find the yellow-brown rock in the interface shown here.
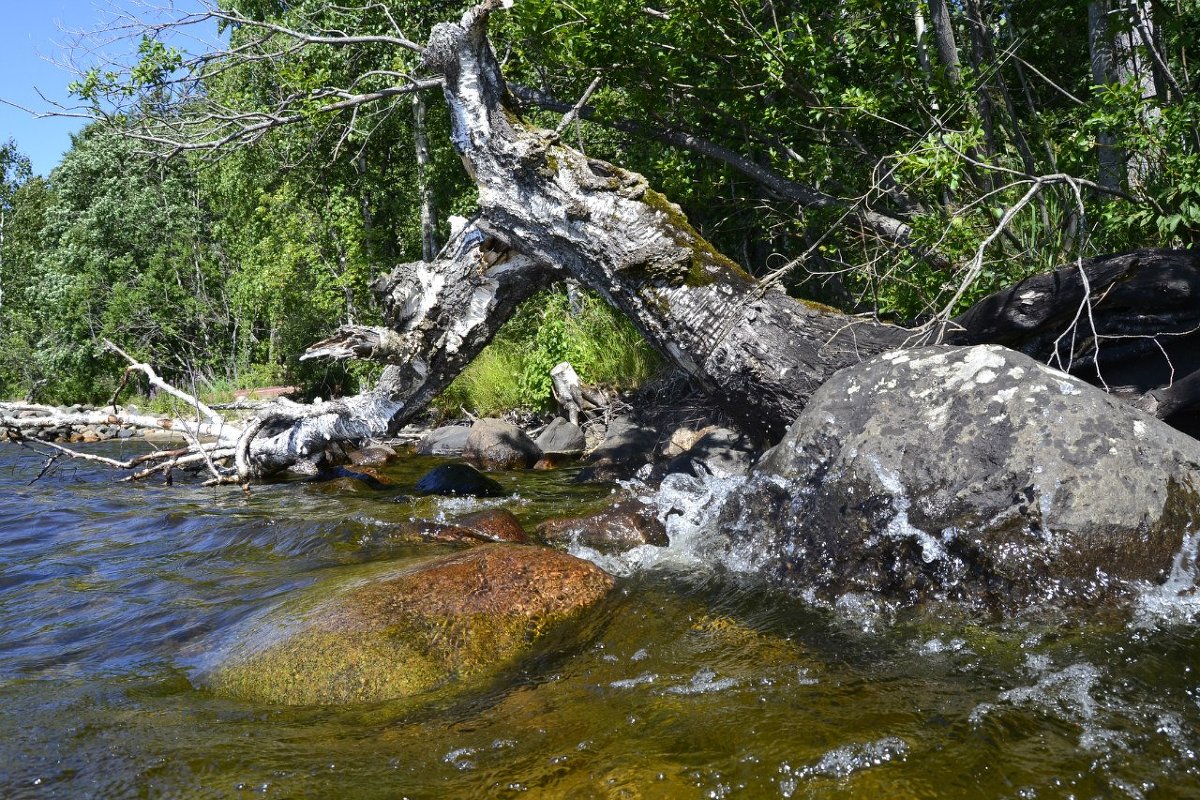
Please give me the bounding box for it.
[207,545,613,705]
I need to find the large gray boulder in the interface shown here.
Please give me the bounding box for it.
[534,416,586,455]
[719,344,1200,610]
[463,418,542,470]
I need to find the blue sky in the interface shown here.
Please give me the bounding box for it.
[0,0,209,176]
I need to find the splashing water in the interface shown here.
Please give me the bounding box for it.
[567,471,750,577]
[1133,530,1200,627]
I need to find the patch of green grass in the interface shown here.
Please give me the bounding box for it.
[435,287,662,417]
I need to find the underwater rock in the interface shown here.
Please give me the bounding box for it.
[414,463,506,497]
[387,508,530,545]
[305,465,391,491]
[415,425,471,456]
[206,544,614,705]
[537,497,668,553]
[449,508,531,543]
[463,418,542,470]
[721,344,1200,610]
[346,443,398,466]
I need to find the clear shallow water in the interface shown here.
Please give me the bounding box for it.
[1,442,1199,798]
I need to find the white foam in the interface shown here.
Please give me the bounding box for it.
[1132,530,1200,627]
[661,666,738,696]
[571,472,749,577]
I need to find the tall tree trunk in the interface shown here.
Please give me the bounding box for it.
[412,92,439,261]
[926,0,963,88]
[1088,0,1159,189]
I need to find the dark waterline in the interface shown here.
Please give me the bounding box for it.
[1,441,1198,798]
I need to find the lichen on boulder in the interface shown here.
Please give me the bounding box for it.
[719,344,1200,611]
[205,545,614,705]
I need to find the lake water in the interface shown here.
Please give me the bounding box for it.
[1,441,1198,798]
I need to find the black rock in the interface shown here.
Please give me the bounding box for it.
[415,463,506,498]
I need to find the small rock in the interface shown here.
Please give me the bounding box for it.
[392,508,531,545]
[661,425,715,459]
[577,416,658,482]
[664,427,757,478]
[537,497,668,554]
[347,443,398,467]
[463,418,542,470]
[414,463,506,498]
[416,425,471,456]
[448,508,530,543]
[304,466,391,492]
[534,417,586,455]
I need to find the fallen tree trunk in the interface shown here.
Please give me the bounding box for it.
[257,1,1200,473]
[946,247,1200,429]
[37,1,1199,482]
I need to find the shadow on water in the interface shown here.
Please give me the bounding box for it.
[0,441,1198,797]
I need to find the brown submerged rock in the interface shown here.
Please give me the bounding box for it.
[207,545,614,705]
[537,497,668,553]
[346,444,398,467]
[391,508,530,545]
[452,508,530,543]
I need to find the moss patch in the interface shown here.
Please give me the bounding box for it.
[641,189,754,287]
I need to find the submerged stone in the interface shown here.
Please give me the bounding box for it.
[537,497,668,554]
[720,344,1200,611]
[414,463,505,497]
[206,545,614,705]
[391,508,530,545]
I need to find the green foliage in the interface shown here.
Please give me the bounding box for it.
[436,287,661,417]
[7,0,1200,403]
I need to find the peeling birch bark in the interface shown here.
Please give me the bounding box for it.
[412,1,908,440]
[244,220,551,476]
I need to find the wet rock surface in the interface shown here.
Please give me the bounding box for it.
[577,416,659,482]
[720,344,1200,610]
[449,508,531,543]
[537,496,669,553]
[663,427,757,478]
[387,508,531,545]
[414,463,506,497]
[346,444,398,467]
[206,545,615,705]
[304,466,391,492]
[464,419,542,470]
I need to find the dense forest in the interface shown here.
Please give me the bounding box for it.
[1,0,1197,409]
